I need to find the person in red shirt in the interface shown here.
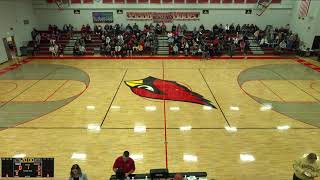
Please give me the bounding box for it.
[113,151,135,177]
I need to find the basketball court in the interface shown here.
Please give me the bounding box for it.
[0,56,320,179]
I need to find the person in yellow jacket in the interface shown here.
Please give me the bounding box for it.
[293,153,320,180]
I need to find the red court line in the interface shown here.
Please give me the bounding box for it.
[296,58,320,73]
[259,80,286,102]
[44,80,69,102]
[0,57,33,77]
[162,60,169,169]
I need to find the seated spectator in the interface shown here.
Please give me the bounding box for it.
[127,43,133,57]
[228,42,235,58]
[202,44,210,59]
[240,40,246,54]
[81,25,87,33]
[48,24,53,32]
[73,44,80,56]
[111,42,116,57]
[69,164,88,180]
[138,43,144,56]
[293,153,320,180]
[54,43,59,56]
[115,42,122,57]
[173,44,179,55]
[184,42,189,56]
[182,24,187,32]
[260,36,269,47]
[63,24,69,33]
[133,23,139,34]
[86,24,92,32]
[236,24,241,33]
[79,45,86,56]
[225,24,230,33]
[155,23,161,34]
[172,24,176,32]
[161,22,166,35]
[105,36,111,44]
[49,44,55,56]
[105,43,111,56]
[69,24,74,32]
[85,34,92,43]
[279,40,287,50]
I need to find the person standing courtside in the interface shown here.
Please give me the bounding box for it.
[293,153,320,180]
[113,151,135,178]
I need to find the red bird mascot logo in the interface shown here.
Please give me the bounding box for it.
[125,76,216,108]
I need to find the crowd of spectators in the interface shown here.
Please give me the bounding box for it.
[253,24,301,54]
[31,22,307,57]
[167,23,257,57]
[92,23,158,57]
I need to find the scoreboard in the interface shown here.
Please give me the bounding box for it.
[1,158,54,178]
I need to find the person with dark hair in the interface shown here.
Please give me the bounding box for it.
[69,164,88,180]
[113,151,135,178]
[293,153,320,180]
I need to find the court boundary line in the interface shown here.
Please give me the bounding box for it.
[310,81,320,95]
[100,69,128,127]
[267,69,320,103]
[162,60,169,169]
[237,68,320,129]
[44,80,69,102]
[258,80,286,102]
[0,68,58,110]
[198,69,231,127]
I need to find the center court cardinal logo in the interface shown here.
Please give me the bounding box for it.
[125,76,217,108]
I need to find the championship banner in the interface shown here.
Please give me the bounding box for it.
[298,0,311,17]
[92,12,113,23]
[126,12,200,22]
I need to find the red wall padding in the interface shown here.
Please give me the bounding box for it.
[186,0,197,3]
[234,0,244,3]
[103,0,113,3]
[175,0,185,3]
[198,0,208,3]
[114,0,125,3]
[47,0,55,3]
[150,0,160,3]
[246,0,257,3]
[222,0,232,3]
[83,0,94,3]
[70,0,81,3]
[271,0,281,3]
[210,0,220,3]
[138,0,149,3]
[127,0,137,3]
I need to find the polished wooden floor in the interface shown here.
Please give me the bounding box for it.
[0,57,319,180]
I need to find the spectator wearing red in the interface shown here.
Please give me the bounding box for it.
[86,24,92,32]
[113,151,135,177]
[81,25,87,33]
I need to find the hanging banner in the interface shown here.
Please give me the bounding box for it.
[126,12,200,22]
[92,12,114,23]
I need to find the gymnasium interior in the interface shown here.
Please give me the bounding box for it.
[0,0,320,179]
